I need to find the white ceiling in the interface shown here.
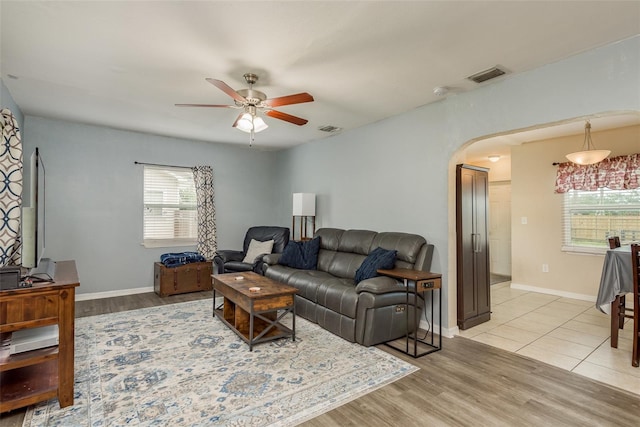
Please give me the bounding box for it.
[1,1,639,151]
[464,111,640,163]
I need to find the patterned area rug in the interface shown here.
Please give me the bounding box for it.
[24,299,417,426]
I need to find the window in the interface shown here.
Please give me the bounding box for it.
[562,188,640,252]
[143,165,197,248]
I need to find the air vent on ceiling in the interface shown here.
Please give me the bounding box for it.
[318,125,342,133]
[467,66,507,84]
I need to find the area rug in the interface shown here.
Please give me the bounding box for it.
[24,299,418,426]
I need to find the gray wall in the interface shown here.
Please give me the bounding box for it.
[22,117,282,295]
[276,36,640,330]
[14,36,640,329]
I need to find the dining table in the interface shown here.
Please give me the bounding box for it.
[596,245,634,347]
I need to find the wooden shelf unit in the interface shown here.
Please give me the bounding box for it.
[0,260,79,413]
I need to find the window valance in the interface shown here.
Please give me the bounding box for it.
[555,153,640,193]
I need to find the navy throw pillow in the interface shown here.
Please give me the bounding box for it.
[354,247,397,284]
[279,237,321,270]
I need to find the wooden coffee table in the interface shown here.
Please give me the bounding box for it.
[212,272,298,351]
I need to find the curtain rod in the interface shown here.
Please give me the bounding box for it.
[134,161,193,168]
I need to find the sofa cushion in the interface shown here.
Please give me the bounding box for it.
[354,247,397,284]
[326,252,367,279]
[279,237,321,269]
[316,279,359,318]
[266,266,334,302]
[290,270,340,302]
[315,228,344,251]
[337,229,377,255]
[242,239,274,263]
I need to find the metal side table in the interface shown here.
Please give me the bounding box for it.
[377,268,442,357]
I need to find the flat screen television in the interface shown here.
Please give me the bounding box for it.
[21,147,46,272]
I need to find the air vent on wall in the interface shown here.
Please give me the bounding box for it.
[318,125,342,133]
[467,66,507,84]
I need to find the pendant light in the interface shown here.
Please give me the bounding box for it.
[565,121,610,165]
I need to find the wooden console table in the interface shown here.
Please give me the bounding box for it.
[0,260,79,413]
[377,268,442,357]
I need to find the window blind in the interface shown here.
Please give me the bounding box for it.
[562,188,640,252]
[143,165,197,248]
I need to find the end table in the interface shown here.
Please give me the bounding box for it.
[377,268,442,357]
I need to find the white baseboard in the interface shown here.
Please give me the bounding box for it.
[418,319,458,338]
[444,325,460,338]
[75,286,154,301]
[510,282,596,302]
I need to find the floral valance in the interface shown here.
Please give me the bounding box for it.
[555,153,640,193]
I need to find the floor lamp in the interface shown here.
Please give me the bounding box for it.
[292,193,316,241]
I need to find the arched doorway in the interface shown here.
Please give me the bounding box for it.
[447,111,640,333]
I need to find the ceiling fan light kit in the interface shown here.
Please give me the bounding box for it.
[565,121,611,165]
[176,72,314,146]
[235,113,268,133]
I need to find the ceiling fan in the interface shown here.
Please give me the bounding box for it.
[176,73,314,144]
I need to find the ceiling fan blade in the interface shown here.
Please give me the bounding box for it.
[175,103,235,108]
[231,113,244,128]
[265,109,309,126]
[264,92,314,107]
[206,78,246,102]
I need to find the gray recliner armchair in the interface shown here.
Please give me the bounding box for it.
[213,226,290,274]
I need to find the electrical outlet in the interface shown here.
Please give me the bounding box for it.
[542,264,549,273]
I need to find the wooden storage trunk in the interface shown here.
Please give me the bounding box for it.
[154,261,213,297]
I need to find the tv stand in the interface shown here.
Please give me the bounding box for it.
[0,260,79,413]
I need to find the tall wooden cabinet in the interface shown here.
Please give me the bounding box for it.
[456,164,491,330]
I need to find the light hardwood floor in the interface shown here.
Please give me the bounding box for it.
[2,291,638,426]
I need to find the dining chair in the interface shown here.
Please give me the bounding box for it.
[608,236,632,347]
[631,243,639,367]
[608,236,621,249]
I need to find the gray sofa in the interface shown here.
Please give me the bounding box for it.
[263,228,434,346]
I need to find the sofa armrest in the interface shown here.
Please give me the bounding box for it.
[262,253,282,266]
[355,276,404,294]
[250,252,272,275]
[215,250,244,263]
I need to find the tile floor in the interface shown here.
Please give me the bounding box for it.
[457,282,640,396]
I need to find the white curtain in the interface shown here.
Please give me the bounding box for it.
[192,166,217,260]
[0,109,23,266]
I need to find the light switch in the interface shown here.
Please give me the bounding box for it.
[521,217,528,225]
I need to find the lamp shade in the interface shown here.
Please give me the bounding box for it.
[235,113,254,133]
[565,149,611,165]
[293,193,315,216]
[253,116,268,132]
